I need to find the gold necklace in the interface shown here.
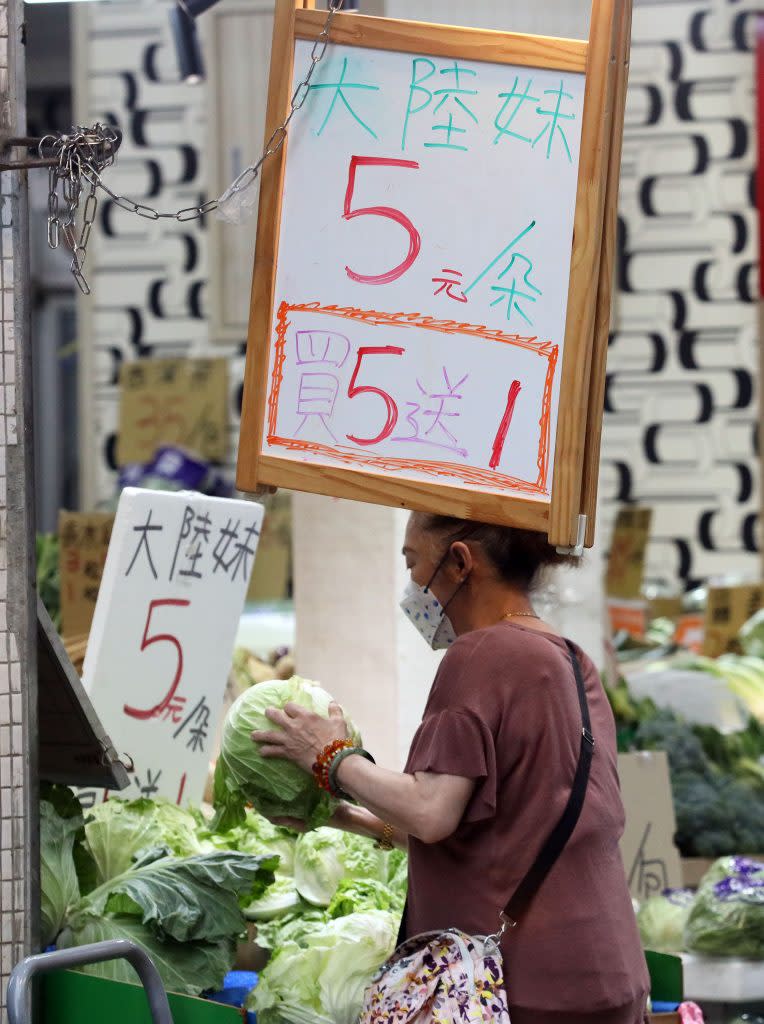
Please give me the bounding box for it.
[502,610,539,620]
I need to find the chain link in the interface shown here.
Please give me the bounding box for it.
[45,0,344,294]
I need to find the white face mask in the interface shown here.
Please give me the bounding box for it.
[399,579,458,650]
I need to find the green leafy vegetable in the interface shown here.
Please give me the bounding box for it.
[41,796,277,997]
[40,801,82,947]
[83,847,278,942]
[294,827,389,907]
[207,809,296,874]
[244,875,300,922]
[36,533,60,629]
[83,798,207,887]
[684,858,764,958]
[250,910,398,1024]
[698,855,764,890]
[636,889,694,953]
[213,676,361,832]
[58,916,235,997]
[327,878,403,919]
[254,906,328,950]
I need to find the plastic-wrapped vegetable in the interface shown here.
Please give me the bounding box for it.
[698,856,764,890]
[637,889,694,953]
[684,860,764,958]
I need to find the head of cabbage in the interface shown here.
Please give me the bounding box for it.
[636,889,695,953]
[212,677,361,832]
[294,827,390,907]
[249,909,398,1024]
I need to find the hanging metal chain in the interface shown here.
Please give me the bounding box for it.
[45,0,344,294]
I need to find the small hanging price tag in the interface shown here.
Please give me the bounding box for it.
[59,511,115,640]
[605,507,653,601]
[703,583,763,657]
[117,357,229,466]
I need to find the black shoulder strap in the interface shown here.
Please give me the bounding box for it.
[503,640,594,926]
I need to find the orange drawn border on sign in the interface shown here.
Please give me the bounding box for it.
[265,302,559,497]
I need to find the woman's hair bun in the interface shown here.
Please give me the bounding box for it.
[417,513,577,589]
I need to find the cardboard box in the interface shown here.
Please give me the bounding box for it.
[58,510,115,640]
[619,752,683,901]
[682,854,764,890]
[681,858,714,889]
[247,492,292,603]
[606,507,653,600]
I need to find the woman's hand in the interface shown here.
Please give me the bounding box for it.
[270,816,309,834]
[251,701,350,773]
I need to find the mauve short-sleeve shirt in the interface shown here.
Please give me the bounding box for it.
[403,622,649,1019]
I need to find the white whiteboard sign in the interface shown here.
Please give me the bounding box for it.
[79,488,263,806]
[263,42,584,500]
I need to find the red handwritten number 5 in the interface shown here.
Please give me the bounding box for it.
[124,598,190,721]
[346,346,405,446]
[343,156,421,285]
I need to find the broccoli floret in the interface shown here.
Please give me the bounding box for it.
[634,711,712,779]
[671,772,764,857]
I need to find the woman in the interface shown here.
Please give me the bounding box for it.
[253,512,650,1024]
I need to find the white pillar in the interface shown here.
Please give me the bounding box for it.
[292,493,438,768]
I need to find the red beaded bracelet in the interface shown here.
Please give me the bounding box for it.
[312,738,353,794]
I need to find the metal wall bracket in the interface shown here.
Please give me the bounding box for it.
[0,135,58,170]
[0,131,122,171]
[556,514,588,558]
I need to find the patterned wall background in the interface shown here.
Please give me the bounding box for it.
[604,0,759,588]
[76,0,244,508]
[77,0,760,589]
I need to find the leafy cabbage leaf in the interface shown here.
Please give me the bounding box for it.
[85,848,278,942]
[40,794,277,997]
[254,906,328,951]
[212,677,361,832]
[207,809,296,875]
[83,799,206,886]
[637,889,694,953]
[244,875,301,922]
[40,801,82,946]
[249,910,397,1024]
[294,827,388,907]
[58,916,234,997]
[327,878,403,919]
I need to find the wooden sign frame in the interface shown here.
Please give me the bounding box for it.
[237,0,631,548]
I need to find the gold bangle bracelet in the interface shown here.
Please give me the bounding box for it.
[375,822,394,851]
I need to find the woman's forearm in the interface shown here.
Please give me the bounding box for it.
[335,754,470,843]
[331,803,408,850]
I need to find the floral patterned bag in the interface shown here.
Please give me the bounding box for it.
[360,642,593,1024]
[360,928,510,1023]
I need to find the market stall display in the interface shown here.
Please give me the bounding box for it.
[40,786,408,1014]
[39,788,278,996]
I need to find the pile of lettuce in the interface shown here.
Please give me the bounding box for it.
[246,827,407,1024]
[213,676,362,831]
[684,856,764,959]
[42,790,409,1014]
[40,789,277,996]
